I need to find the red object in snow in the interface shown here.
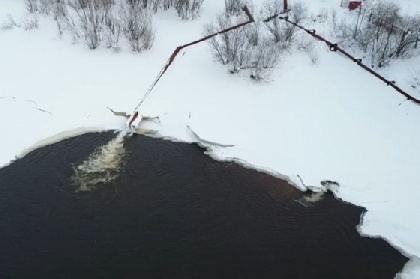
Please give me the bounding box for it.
[283,0,288,13]
[348,1,362,10]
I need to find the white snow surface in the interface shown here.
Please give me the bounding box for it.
[1,0,420,277]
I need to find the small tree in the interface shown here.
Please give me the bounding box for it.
[22,14,40,30]
[203,12,282,80]
[53,1,82,40]
[122,5,155,52]
[25,0,39,13]
[76,0,106,49]
[262,0,307,46]
[225,0,246,16]
[175,0,204,20]
[38,0,55,15]
[103,10,122,51]
[341,1,420,67]
[244,20,261,47]
[248,40,281,81]
[392,16,420,59]
[203,13,249,72]
[330,8,338,35]
[141,0,162,13]
[162,0,174,10]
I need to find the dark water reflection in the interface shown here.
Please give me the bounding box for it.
[0,132,408,278]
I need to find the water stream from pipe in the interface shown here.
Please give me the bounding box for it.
[72,131,127,192]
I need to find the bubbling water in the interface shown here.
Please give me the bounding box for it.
[72,132,126,192]
[304,191,325,203]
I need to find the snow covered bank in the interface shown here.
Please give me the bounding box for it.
[1,0,420,277]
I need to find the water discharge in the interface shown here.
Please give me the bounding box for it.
[72,132,126,191]
[0,132,408,278]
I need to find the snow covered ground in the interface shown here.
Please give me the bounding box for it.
[1,0,420,277]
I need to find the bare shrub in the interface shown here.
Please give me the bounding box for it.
[140,0,162,13]
[142,0,174,12]
[38,0,55,14]
[328,8,340,37]
[339,1,420,68]
[175,0,204,20]
[50,0,67,35]
[156,0,205,14]
[393,16,420,59]
[261,0,284,43]
[262,0,307,46]
[204,13,282,80]
[52,0,120,50]
[284,2,308,43]
[245,20,260,47]
[103,10,122,51]
[135,0,204,19]
[76,1,107,49]
[1,15,20,30]
[122,5,155,52]
[41,0,155,52]
[248,40,281,81]
[1,13,39,31]
[203,13,249,72]
[175,0,190,19]
[312,8,328,23]
[151,0,162,13]
[295,33,318,65]
[55,3,82,40]
[330,8,337,33]
[162,0,175,10]
[25,0,40,13]
[22,14,40,30]
[334,19,354,46]
[225,0,246,16]
[20,0,189,53]
[295,33,314,53]
[50,0,67,18]
[290,2,308,24]
[190,0,205,20]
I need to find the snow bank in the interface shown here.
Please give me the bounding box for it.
[1,0,420,277]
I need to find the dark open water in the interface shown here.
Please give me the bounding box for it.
[0,132,408,278]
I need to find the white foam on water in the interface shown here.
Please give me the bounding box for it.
[72,132,126,192]
[304,191,325,203]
